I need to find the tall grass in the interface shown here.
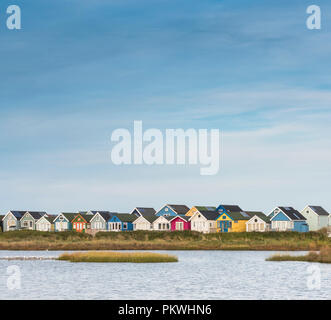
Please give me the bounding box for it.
[0,230,330,251]
[266,246,331,263]
[58,251,178,263]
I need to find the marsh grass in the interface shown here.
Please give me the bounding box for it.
[58,251,178,263]
[0,230,330,251]
[266,246,331,263]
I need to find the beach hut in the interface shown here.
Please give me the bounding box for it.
[152,216,172,231]
[20,211,48,230]
[170,215,191,231]
[216,211,252,232]
[156,204,190,217]
[72,214,93,233]
[269,207,309,232]
[90,211,113,231]
[1,211,27,232]
[216,204,244,214]
[53,213,77,232]
[108,214,136,232]
[189,211,219,233]
[133,215,158,231]
[131,207,156,217]
[300,205,330,231]
[36,215,55,232]
[185,206,217,217]
[246,212,271,232]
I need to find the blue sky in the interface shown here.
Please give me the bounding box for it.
[0,0,331,214]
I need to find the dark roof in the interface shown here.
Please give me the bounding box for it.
[199,211,220,220]
[60,213,78,222]
[88,210,112,215]
[97,211,113,221]
[141,215,158,223]
[220,205,243,213]
[38,215,56,223]
[278,207,306,221]
[81,214,94,222]
[135,208,156,216]
[246,211,271,223]
[26,212,47,220]
[195,206,217,212]
[225,211,251,221]
[114,214,137,223]
[9,211,27,220]
[168,205,190,215]
[308,206,330,216]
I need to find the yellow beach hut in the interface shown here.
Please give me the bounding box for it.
[216,211,252,232]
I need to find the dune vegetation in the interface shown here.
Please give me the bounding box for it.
[58,251,178,263]
[266,246,331,263]
[0,230,330,251]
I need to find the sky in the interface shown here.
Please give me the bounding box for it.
[0,0,331,214]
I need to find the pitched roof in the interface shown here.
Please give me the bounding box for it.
[278,207,306,221]
[168,205,190,215]
[171,215,190,222]
[114,214,137,223]
[140,215,158,223]
[225,211,252,221]
[9,211,27,220]
[134,208,156,216]
[155,215,173,222]
[60,213,78,222]
[97,211,114,221]
[37,215,56,224]
[195,206,217,212]
[88,210,112,215]
[81,214,94,222]
[199,211,220,221]
[308,206,330,216]
[26,212,47,220]
[220,205,243,213]
[246,211,271,223]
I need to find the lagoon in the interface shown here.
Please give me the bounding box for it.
[0,250,330,300]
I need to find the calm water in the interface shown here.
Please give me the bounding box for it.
[0,250,330,300]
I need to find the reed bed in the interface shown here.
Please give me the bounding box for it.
[0,230,330,251]
[266,246,331,263]
[58,251,178,263]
